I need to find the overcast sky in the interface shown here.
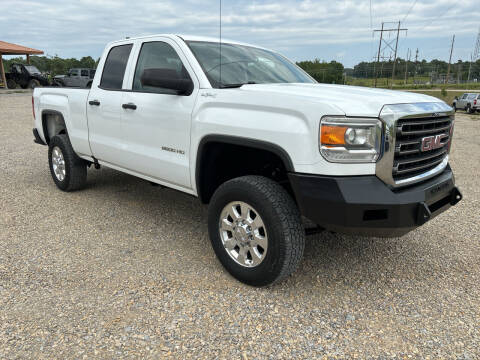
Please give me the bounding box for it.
[0,0,478,67]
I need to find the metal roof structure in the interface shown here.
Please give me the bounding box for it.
[0,41,44,89]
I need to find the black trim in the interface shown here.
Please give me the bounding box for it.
[195,135,295,203]
[288,166,461,237]
[33,128,46,145]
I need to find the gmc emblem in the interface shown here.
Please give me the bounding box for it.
[421,134,448,152]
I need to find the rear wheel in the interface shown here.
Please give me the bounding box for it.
[28,79,41,89]
[6,79,16,89]
[48,134,87,191]
[208,176,305,286]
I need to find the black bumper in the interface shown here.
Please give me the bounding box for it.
[288,166,462,237]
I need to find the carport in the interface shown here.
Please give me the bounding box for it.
[0,41,44,89]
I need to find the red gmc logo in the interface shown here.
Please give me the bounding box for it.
[421,134,448,152]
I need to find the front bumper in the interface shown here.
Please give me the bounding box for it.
[289,166,462,237]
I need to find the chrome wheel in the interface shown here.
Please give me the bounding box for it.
[51,146,66,181]
[219,201,268,268]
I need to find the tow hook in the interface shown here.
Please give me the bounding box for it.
[417,203,431,225]
[450,187,462,205]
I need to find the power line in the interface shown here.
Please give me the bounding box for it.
[402,0,418,24]
[369,0,373,29]
[416,3,456,33]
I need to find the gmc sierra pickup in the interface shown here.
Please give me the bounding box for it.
[32,34,462,286]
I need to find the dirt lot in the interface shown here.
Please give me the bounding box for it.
[1,93,479,359]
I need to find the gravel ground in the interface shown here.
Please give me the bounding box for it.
[0,93,479,359]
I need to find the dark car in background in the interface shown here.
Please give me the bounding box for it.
[5,63,50,89]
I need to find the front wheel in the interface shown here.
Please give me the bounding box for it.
[208,176,305,286]
[6,79,16,89]
[48,134,87,191]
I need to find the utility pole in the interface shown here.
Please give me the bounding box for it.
[445,34,455,84]
[374,22,384,88]
[414,48,418,85]
[404,48,411,85]
[457,62,462,84]
[391,21,401,88]
[373,21,407,88]
[468,53,473,83]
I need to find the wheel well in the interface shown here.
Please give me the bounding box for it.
[196,137,294,204]
[42,111,67,144]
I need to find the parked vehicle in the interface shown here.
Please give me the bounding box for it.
[452,93,480,113]
[55,68,96,88]
[5,63,50,89]
[32,35,462,286]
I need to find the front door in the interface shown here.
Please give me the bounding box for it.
[118,39,198,189]
[87,43,134,165]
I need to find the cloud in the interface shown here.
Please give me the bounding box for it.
[0,0,478,66]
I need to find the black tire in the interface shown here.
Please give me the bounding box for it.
[208,175,305,286]
[6,79,16,89]
[28,79,41,89]
[48,134,87,191]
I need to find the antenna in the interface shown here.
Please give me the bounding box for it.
[219,0,222,86]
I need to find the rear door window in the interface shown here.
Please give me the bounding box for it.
[81,69,89,76]
[100,44,133,90]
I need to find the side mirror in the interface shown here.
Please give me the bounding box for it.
[141,68,193,95]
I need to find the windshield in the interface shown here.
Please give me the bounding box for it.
[24,65,41,74]
[187,41,315,88]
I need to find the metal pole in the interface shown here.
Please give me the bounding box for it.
[391,21,401,88]
[446,35,455,84]
[467,53,472,83]
[404,48,410,85]
[374,22,384,88]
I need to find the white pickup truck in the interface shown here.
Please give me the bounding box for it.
[32,34,462,286]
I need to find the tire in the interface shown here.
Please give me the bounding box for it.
[28,79,41,89]
[6,79,16,89]
[48,134,87,191]
[208,175,305,286]
[468,105,475,114]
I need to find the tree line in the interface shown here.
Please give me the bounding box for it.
[6,54,480,84]
[3,55,98,76]
[352,58,480,82]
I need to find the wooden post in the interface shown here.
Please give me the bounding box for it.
[26,54,30,64]
[0,53,7,89]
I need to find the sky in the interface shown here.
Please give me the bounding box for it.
[0,0,479,67]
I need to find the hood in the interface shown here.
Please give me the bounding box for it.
[238,83,444,117]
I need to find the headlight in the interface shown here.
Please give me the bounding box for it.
[319,116,382,163]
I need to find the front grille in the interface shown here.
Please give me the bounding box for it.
[393,115,452,182]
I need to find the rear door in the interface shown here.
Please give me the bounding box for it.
[458,93,468,108]
[87,42,134,165]
[80,69,89,87]
[118,38,199,188]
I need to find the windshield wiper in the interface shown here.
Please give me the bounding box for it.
[219,81,256,88]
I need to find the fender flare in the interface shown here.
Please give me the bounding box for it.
[195,134,295,203]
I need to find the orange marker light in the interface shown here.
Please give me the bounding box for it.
[321,125,347,145]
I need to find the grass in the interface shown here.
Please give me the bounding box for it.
[346,77,480,90]
[405,90,463,106]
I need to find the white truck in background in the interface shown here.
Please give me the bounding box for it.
[32,34,462,286]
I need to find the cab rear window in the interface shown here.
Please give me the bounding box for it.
[100,44,133,90]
